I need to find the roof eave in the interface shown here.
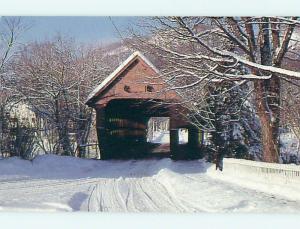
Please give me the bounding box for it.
[85,51,160,106]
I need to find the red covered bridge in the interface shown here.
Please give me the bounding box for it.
[86,51,204,159]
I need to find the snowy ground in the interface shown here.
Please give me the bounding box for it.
[0,155,300,213]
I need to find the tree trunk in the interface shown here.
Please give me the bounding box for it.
[254,80,280,163]
[76,110,93,158]
[253,17,280,163]
[55,96,72,155]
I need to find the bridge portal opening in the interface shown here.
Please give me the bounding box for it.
[146,117,170,155]
[146,117,170,144]
[178,128,189,144]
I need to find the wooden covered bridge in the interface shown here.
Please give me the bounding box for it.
[86,51,204,159]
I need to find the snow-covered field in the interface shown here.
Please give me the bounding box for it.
[0,155,300,213]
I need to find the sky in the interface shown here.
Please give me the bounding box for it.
[16,16,139,45]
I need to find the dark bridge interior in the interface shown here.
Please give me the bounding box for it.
[100,99,170,159]
[96,99,204,159]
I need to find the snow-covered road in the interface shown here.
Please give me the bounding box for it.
[0,155,300,213]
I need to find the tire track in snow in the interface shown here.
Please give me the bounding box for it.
[88,176,193,213]
[137,178,183,212]
[135,179,160,211]
[89,179,129,212]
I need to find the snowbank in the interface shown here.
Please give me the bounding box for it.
[0,154,107,180]
[1,155,300,212]
[207,158,300,201]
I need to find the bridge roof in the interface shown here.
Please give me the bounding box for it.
[85,51,160,105]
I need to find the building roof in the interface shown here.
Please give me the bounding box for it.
[85,51,160,105]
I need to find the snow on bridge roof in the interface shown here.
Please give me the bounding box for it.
[85,51,160,105]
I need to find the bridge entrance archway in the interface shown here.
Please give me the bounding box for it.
[86,52,203,159]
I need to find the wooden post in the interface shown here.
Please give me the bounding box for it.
[170,128,179,159]
[200,129,204,145]
[188,127,200,148]
[97,127,108,159]
[96,107,109,159]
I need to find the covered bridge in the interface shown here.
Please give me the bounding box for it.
[86,51,204,159]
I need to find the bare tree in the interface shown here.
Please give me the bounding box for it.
[0,17,25,157]
[281,80,300,157]
[13,36,110,156]
[125,16,300,163]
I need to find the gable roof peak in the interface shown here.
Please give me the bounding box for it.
[86,51,159,105]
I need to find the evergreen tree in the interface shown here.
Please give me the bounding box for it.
[208,82,250,170]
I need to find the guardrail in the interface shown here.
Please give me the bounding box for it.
[222,158,300,184]
[208,158,300,201]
